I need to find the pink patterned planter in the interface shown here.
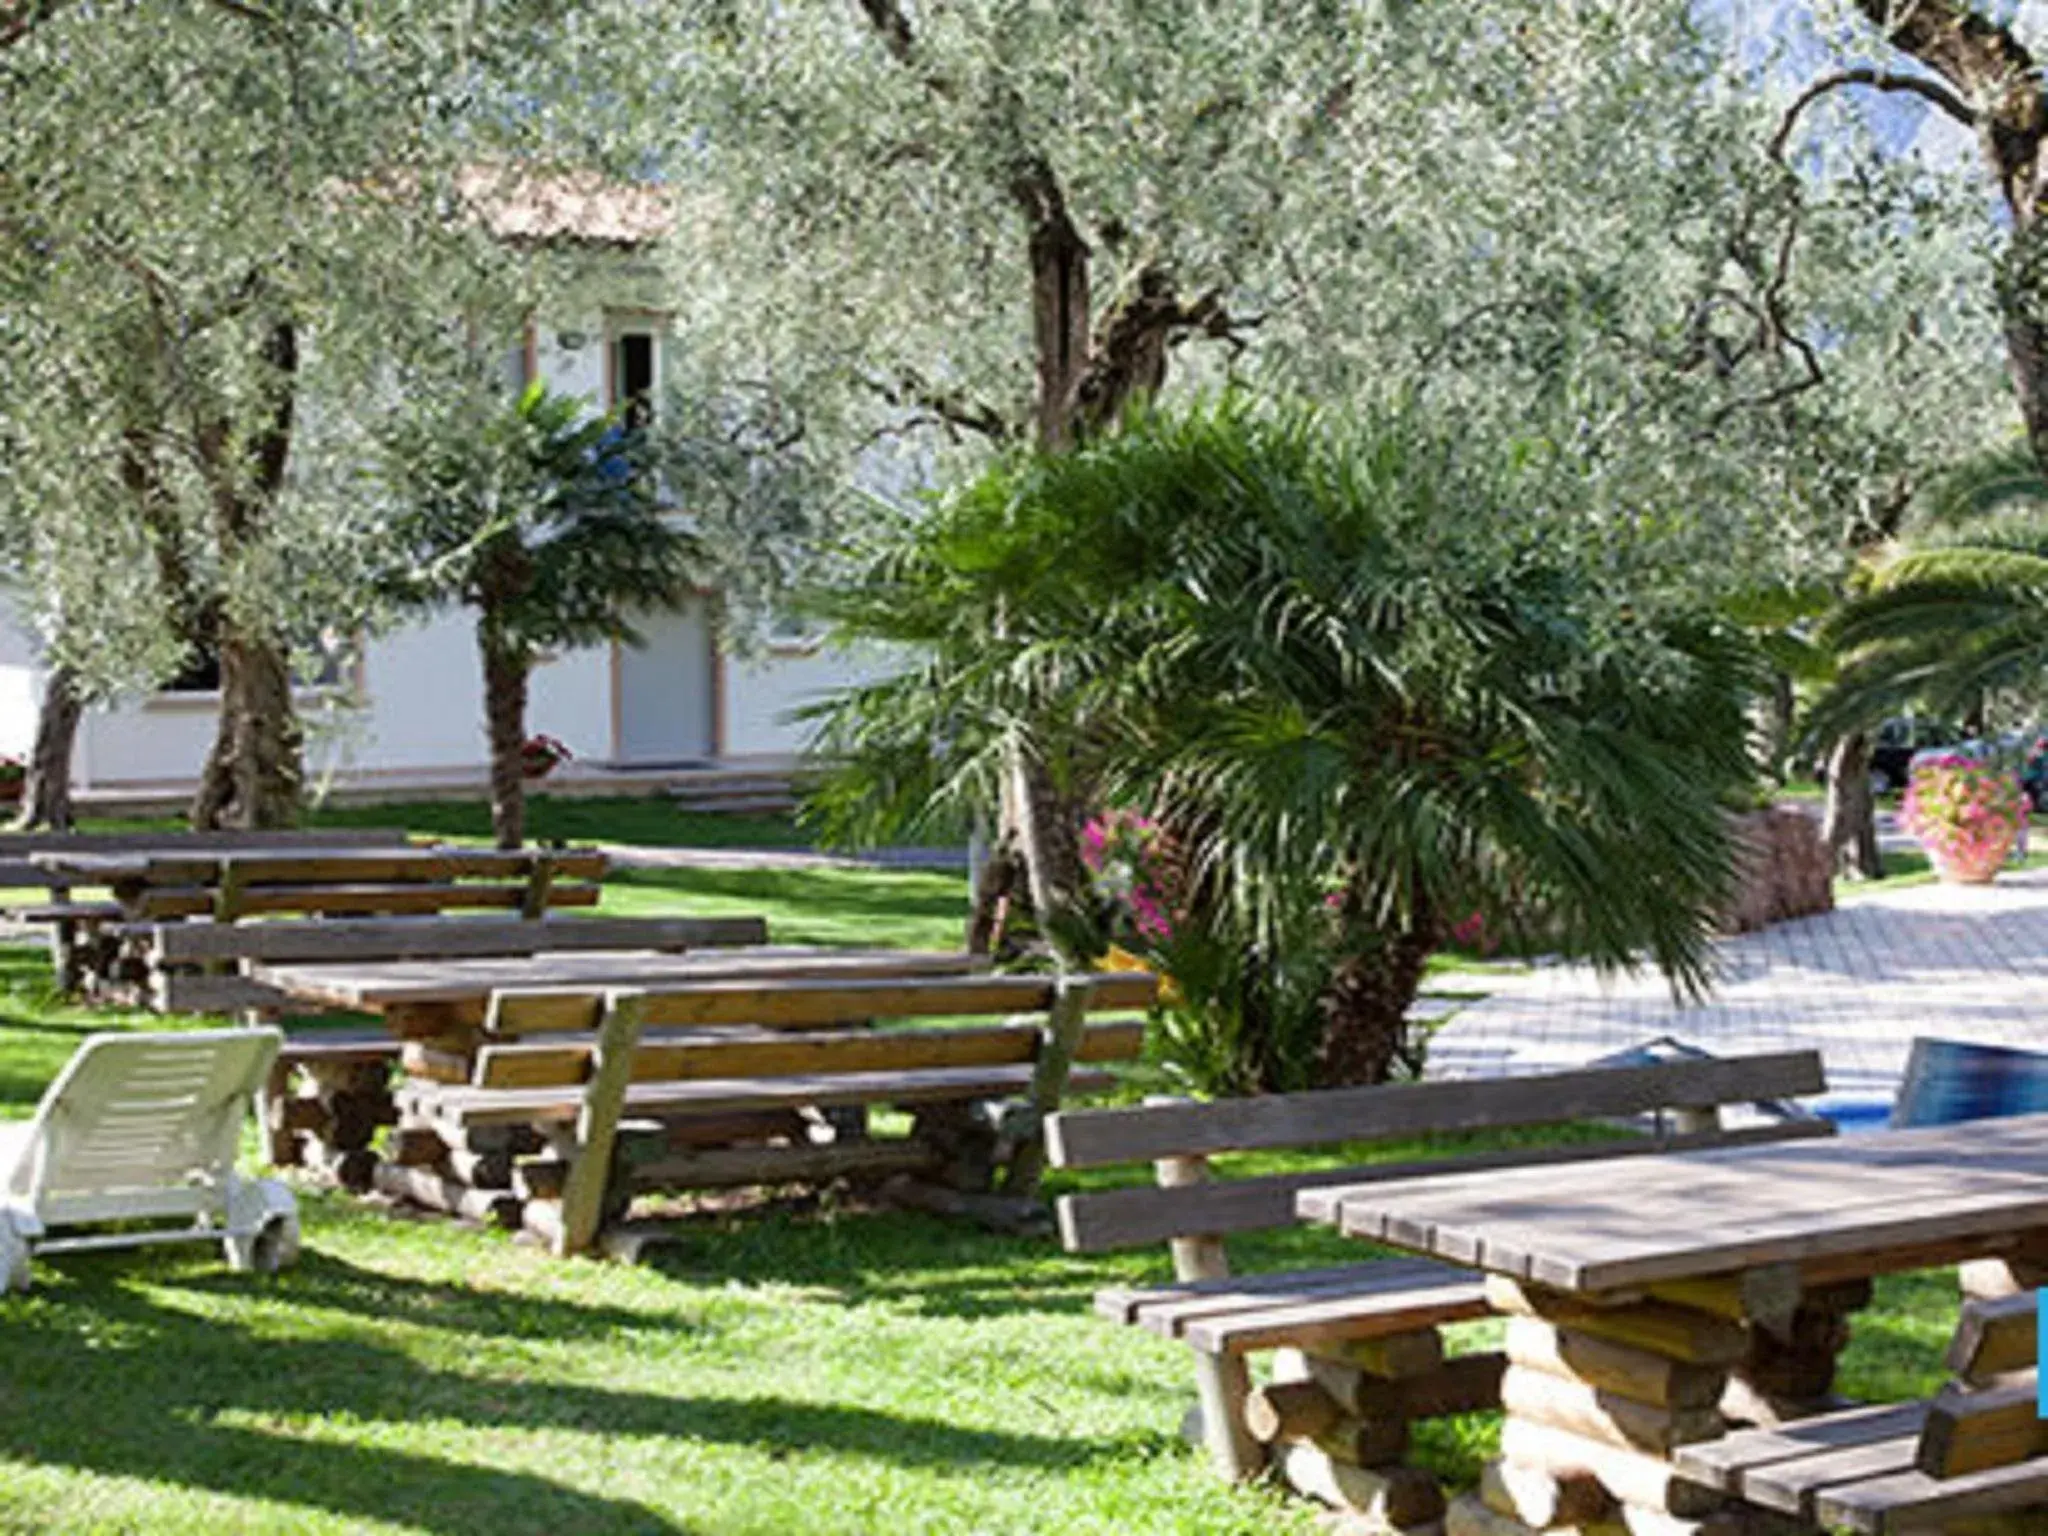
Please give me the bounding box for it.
[1927,834,2018,886]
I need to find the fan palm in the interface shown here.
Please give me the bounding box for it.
[809,400,1759,1087]
[379,384,704,847]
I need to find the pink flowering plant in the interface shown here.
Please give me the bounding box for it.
[1900,753,2027,877]
[1080,808,1177,944]
[519,734,574,778]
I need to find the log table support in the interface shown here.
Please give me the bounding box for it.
[1452,1277,1747,1536]
[274,1058,395,1191]
[1723,1279,1869,1428]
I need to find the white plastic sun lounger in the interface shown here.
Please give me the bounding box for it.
[0,1027,300,1291]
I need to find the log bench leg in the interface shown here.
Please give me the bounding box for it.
[1453,1278,1748,1535]
[1251,1336,1455,1533]
[296,1059,396,1192]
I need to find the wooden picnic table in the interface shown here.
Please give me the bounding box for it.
[253,946,984,1034]
[1296,1112,2048,1534]
[256,946,995,1195]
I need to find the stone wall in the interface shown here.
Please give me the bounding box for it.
[1719,806,1833,935]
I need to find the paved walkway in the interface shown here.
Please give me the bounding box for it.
[1424,870,2048,1103]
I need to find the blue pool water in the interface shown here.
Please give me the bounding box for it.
[1812,1097,1894,1134]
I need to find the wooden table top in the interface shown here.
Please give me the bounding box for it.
[30,845,604,883]
[252,947,985,1012]
[1296,1112,2048,1294]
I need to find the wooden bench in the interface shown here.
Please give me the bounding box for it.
[1042,1049,1832,1530]
[1679,1292,2047,1533]
[37,845,608,1003]
[98,846,607,922]
[392,970,1160,1255]
[0,827,410,988]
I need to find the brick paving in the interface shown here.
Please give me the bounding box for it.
[1423,870,2048,1103]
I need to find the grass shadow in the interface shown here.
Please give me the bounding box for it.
[1,1246,1131,1536]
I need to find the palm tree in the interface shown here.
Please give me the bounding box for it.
[1814,443,2048,745]
[380,384,703,848]
[809,400,1759,1087]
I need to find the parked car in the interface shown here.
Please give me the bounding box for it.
[1870,717,1964,795]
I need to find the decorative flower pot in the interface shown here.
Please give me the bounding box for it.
[1926,831,2018,885]
[1902,754,2028,886]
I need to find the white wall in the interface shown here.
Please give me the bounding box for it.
[2,276,894,788]
[0,594,45,757]
[721,642,893,761]
[0,668,39,759]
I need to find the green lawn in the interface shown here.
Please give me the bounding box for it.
[596,865,973,951]
[0,933,1961,1535]
[0,808,1966,1533]
[76,794,816,852]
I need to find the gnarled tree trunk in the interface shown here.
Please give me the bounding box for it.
[12,664,82,831]
[1850,3,2048,472]
[190,316,305,830]
[1822,731,1883,881]
[190,624,303,829]
[480,622,530,850]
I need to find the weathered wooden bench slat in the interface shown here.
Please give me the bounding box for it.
[1817,1457,2048,1532]
[144,913,768,964]
[1115,1256,1466,1332]
[136,881,603,919]
[0,826,407,887]
[605,971,1157,1033]
[1918,1376,2043,1477]
[1180,1276,1493,1355]
[40,846,600,885]
[1949,1290,2040,1383]
[414,1062,1119,1126]
[1046,1050,1826,1167]
[1062,1118,1836,1253]
[20,901,124,924]
[1093,1261,1419,1325]
[1676,1402,1931,1492]
[1741,1432,1925,1516]
[473,1017,1147,1089]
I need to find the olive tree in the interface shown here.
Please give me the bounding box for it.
[628,0,2005,942]
[0,2,618,825]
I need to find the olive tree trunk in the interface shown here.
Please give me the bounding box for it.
[1822,731,1884,881]
[189,317,305,831]
[480,623,530,850]
[12,664,82,831]
[190,625,304,829]
[1851,4,2048,476]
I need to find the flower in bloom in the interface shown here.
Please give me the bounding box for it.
[1081,808,1178,945]
[1901,757,2027,870]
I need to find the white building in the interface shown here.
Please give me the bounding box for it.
[0,173,876,802]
